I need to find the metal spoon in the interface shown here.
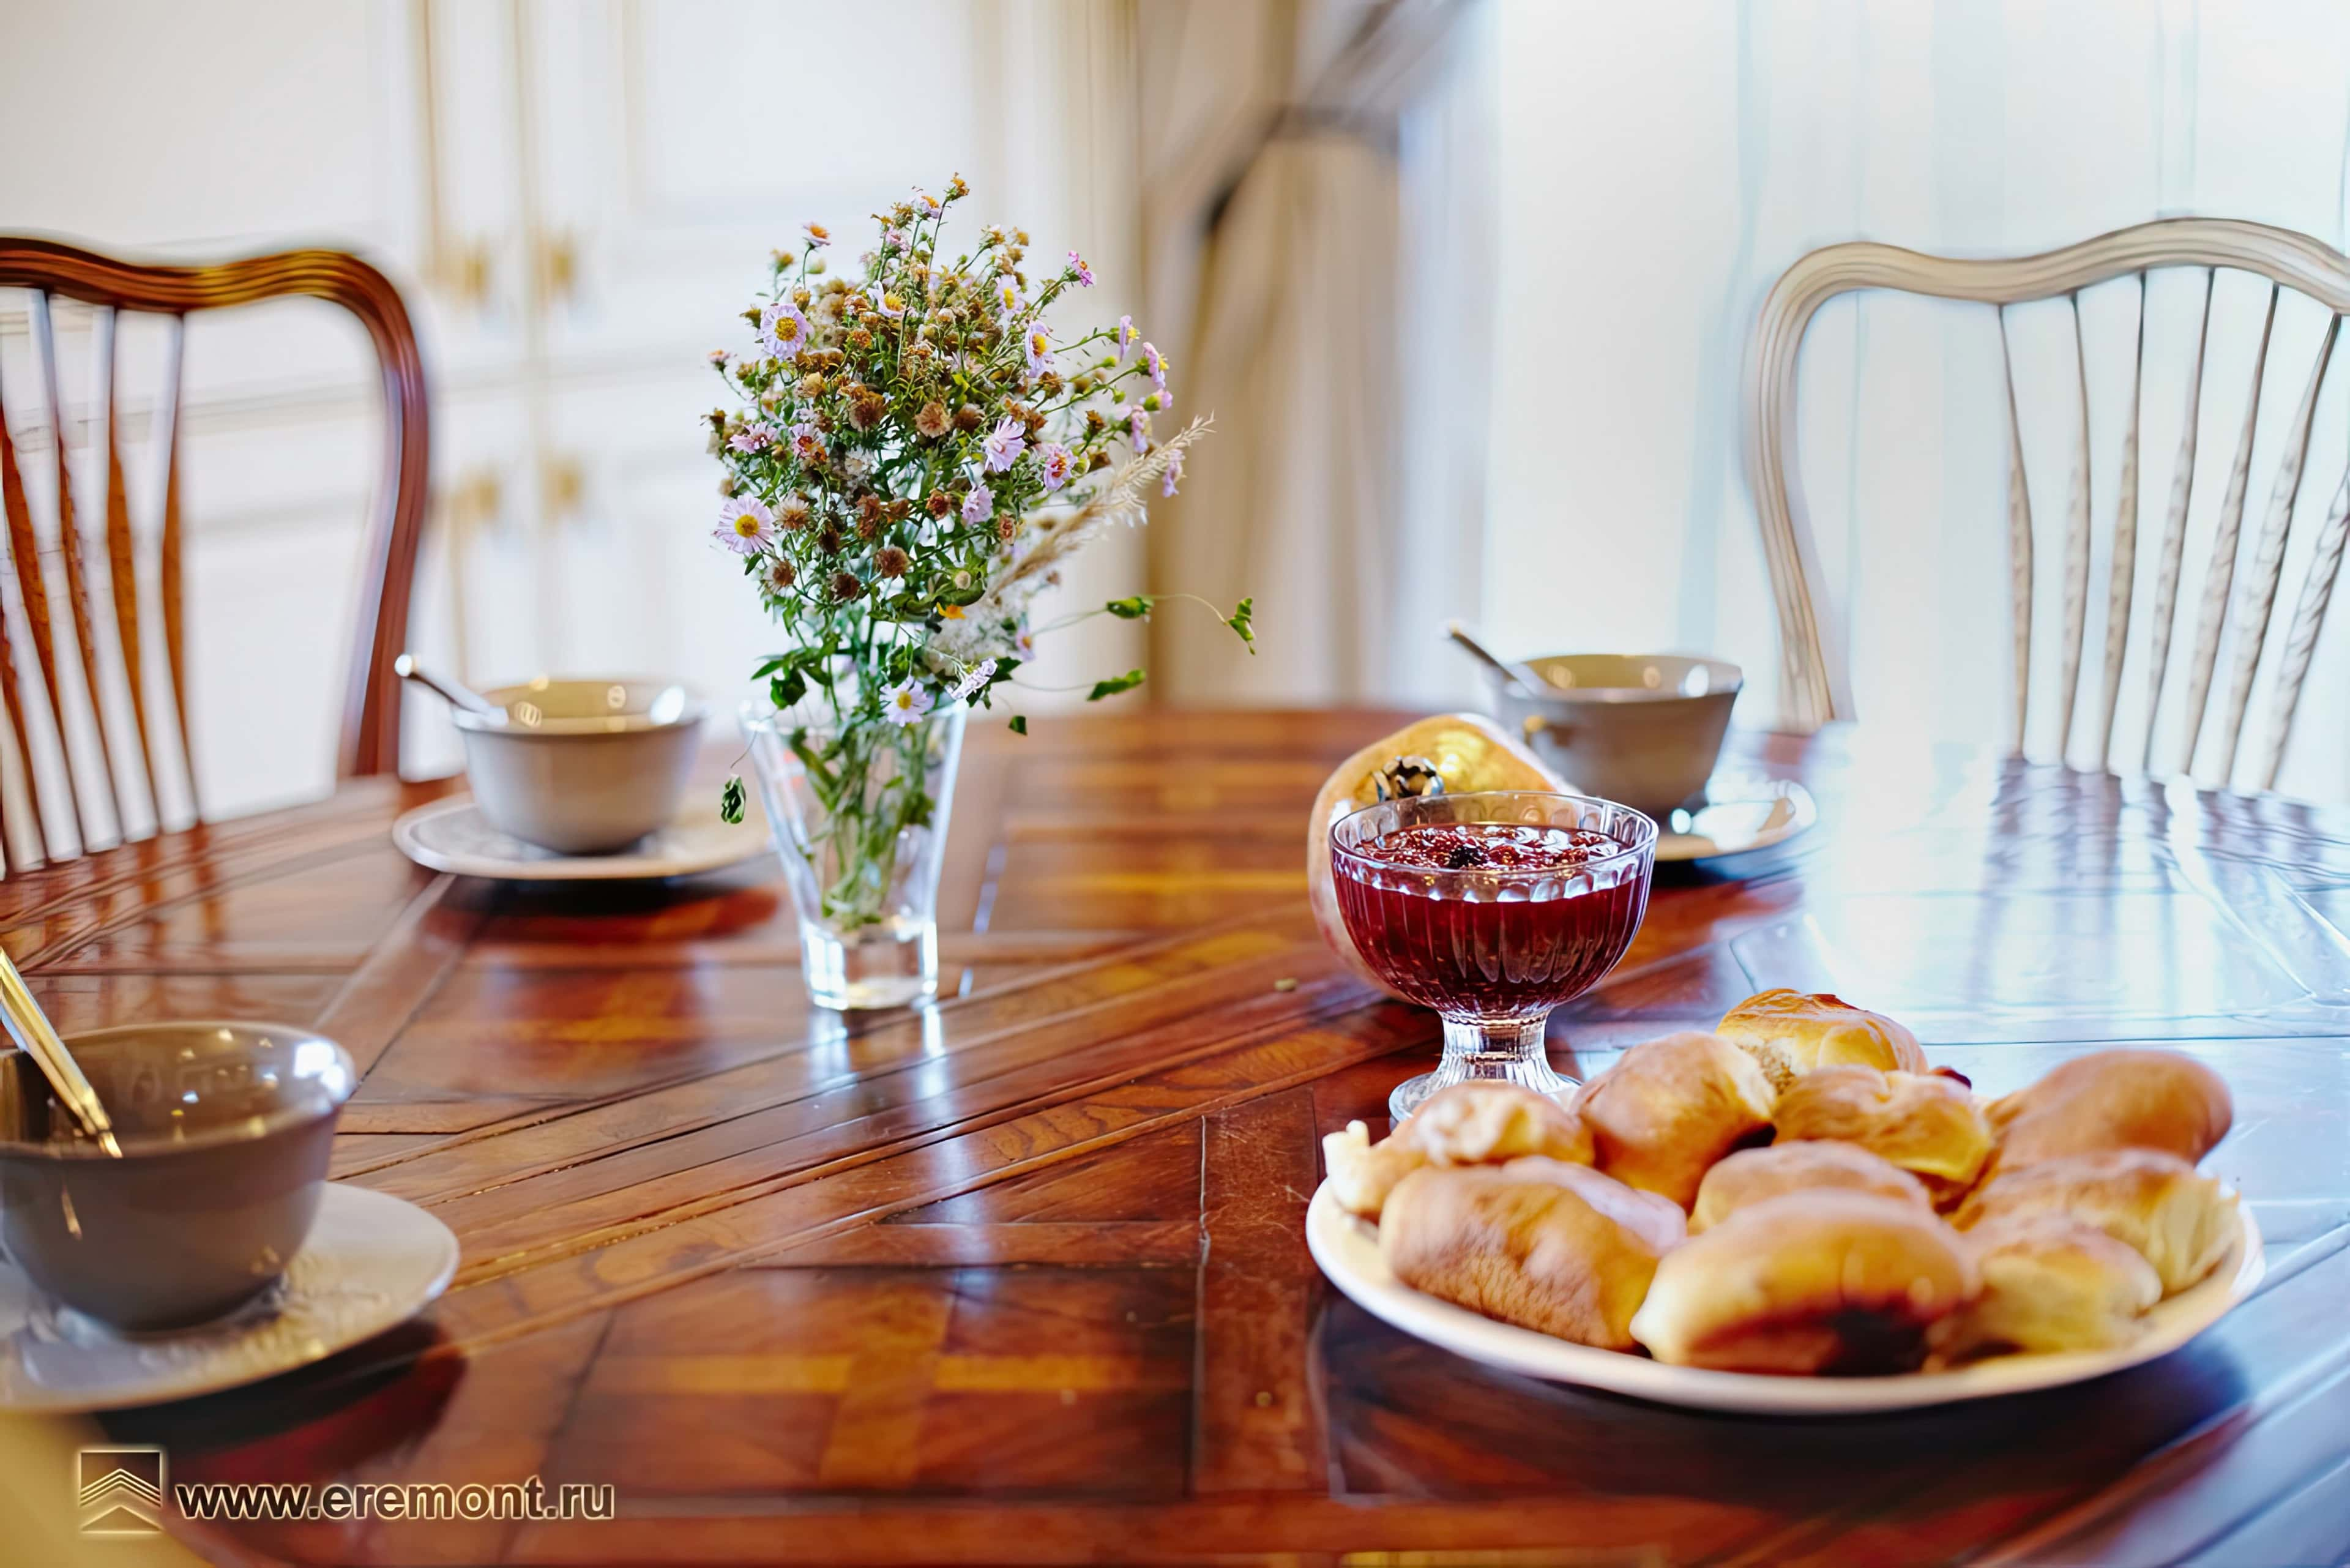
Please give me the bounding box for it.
[1444,621,1550,698]
[0,943,119,1155]
[394,654,504,720]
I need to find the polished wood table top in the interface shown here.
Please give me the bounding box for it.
[7,711,2350,1566]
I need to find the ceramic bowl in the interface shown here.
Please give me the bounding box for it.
[1483,654,1742,819]
[455,677,706,855]
[0,1022,356,1331]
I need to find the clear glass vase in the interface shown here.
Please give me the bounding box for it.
[741,698,967,1010]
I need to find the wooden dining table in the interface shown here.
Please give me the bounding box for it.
[6,708,2350,1567]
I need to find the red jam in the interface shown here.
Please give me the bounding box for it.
[1347,823,1627,873]
[1332,821,1650,1018]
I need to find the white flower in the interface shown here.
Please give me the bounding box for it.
[881,679,934,726]
[841,451,875,482]
[948,659,998,703]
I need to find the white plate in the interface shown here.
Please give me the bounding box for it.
[1655,775,1816,862]
[0,1184,459,1413]
[393,794,770,882]
[1305,1180,2264,1414]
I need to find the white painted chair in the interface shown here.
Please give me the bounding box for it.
[1745,217,2350,790]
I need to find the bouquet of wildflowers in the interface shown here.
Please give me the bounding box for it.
[709,174,1245,929]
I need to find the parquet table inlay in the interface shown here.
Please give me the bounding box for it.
[4,710,2349,1566]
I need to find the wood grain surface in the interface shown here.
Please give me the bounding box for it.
[7,710,2350,1566]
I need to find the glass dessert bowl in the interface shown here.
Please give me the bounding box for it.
[1329,790,1658,1121]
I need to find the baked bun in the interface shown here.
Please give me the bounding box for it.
[1690,1140,1931,1234]
[1771,1065,1994,1204]
[1628,1192,1977,1373]
[1952,1148,2238,1295]
[1322,1081,1593,1219]
[1714,989,1928,1094]
[1380,1157,1686,1350]
[1931,1214,2162,1361]
[1570,1032,1777,1209]
[1986,1048,2233,1173]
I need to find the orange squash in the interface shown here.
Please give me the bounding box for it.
[1307,714,1570,998]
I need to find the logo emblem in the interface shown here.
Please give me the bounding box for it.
[78,1447,167,1536]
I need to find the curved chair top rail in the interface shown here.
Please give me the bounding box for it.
[1745,216,2350,790]
[0,237,428,786]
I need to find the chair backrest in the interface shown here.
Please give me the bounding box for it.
[0,240,428,869]
[1746,217,2350,791]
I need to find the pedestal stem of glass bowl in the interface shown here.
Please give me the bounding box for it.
[1389,1015,1574,1122]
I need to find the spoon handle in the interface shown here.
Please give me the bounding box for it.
[0,942,118,1154]
[394,653,503,717]
[1444,621,1548,698]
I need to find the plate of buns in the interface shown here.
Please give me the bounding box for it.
[1309,989,2262,1414]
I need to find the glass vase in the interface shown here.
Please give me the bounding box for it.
[741,698,967,1010]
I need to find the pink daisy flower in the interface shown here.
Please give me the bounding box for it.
[1140,341,1166,390]
[1116,316,1137,362]
[881,679,934,727]
[961,481,994,523]
[759,301,810,358]
[1066,250,1094,286]
[728,422,778,454]
[714,496,776,555]
[1125,405,1150,453]
[983,417,1025,472]
[1022,323,1054,377]
[1037,442,1073,492]
[1161,446,1185,498]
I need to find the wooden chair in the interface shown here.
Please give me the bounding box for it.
[1746,217,2350,790]
[0,240,428,869]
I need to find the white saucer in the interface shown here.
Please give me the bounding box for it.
[393,794,771,882]
[1307,1181,2262,1415]
[0,1183,459,1413]
[1655,774,1816,862]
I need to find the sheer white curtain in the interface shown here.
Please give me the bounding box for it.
[1133,0,1493,703]
[1486,0,2350,801]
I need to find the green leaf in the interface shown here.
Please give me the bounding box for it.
[788,728,842,813]
[1086,669,1146,703]
[1224,596,1256,653]
[769,668,807,710]
[1007,715,1028,735]
[936,580,987,608]
[1105,595,1156,621]
[718,775,747,826]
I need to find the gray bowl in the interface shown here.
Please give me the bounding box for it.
[455,677,706,855]
[1485,654,1743,819]
[0,1022,356,1331]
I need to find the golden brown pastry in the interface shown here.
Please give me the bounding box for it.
[1930,1214,2163,1362]
[1985,1048,2233,1174]
[1570,1032,1777,1209]
[1952,1148,2239,1295]
[1770,1065,1994,1205]
[1322,1081,1593,1219]
[1628,1191,1978,1373]
[1380,1157,1686,1350]
[1714,989,1928,1093]
[1690,1140,1931,1234]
